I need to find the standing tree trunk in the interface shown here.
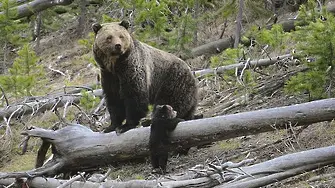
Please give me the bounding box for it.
[234,0,244,48]
[34,11,42,53]
[1,42,7,73]
[77,0,88,37]
[193,0,199,46]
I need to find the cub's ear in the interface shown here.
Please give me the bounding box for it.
[120,20,130,29]
[92,23,102,34]
[155,105,164,109]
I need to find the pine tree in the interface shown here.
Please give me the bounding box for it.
[0,44,44,98]
[0,0,29,71]
[285,1,335,99]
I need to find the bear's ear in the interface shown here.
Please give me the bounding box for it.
[92,23,102,34]
[120,20,130,29]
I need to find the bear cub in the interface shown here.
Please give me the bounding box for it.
[92,20,198,133]
[149,104,184,174]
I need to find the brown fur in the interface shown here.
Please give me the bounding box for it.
[92,21,198,133]
[149,105,183,174]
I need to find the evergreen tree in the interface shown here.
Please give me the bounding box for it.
[100,0,216,52]
[0,0,29,71]
[0,44,44,98]
[79,90,101,113]
[285,1,335,99]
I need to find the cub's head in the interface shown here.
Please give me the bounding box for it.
[92,20,132,59]
[152,105,177,120]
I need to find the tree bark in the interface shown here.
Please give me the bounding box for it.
[76,0,88,37]
[33,11,42,52]
[234,0,243,48]
[185,37,234,59]
[0,98,335,179]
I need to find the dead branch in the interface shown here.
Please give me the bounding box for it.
[0,85,9,106]
[307,172,335,183]
[0,89,103,120]
[0,98,334,179]
[48,65,66,76]
[194,53,295,77]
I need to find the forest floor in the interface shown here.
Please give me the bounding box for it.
[1,5,335,187]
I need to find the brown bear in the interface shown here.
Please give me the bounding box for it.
[92,20,198,133]
[149,104,184,174]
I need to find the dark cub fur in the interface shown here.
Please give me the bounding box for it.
[149,105,183,174]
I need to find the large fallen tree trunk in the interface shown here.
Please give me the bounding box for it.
[0,98,334,179]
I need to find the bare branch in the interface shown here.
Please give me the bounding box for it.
[57,172,85,188]
[194,54,296,77]
[0,85,9,106]
[0,89,103,120]
[48,65,66,76]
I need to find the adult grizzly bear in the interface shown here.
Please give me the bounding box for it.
[92,20,198,133]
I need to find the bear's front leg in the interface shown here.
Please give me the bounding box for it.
[117,97,148,133]
[100,71,126,133]
[104,99,126,133]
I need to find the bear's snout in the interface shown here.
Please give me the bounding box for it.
[115,44,122,50]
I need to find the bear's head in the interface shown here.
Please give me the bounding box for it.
[92,20,132,60]
[152,105,177,119]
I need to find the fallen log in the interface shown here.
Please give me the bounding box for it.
[194,53,295,77]
[0,146,334,188]
[216,145,335,188]
[187,37,234,59]
[0,0,74,19]
[0,98,335,179]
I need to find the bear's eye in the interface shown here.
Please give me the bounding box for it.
[119,35,124,39]
[106,36,113,40]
